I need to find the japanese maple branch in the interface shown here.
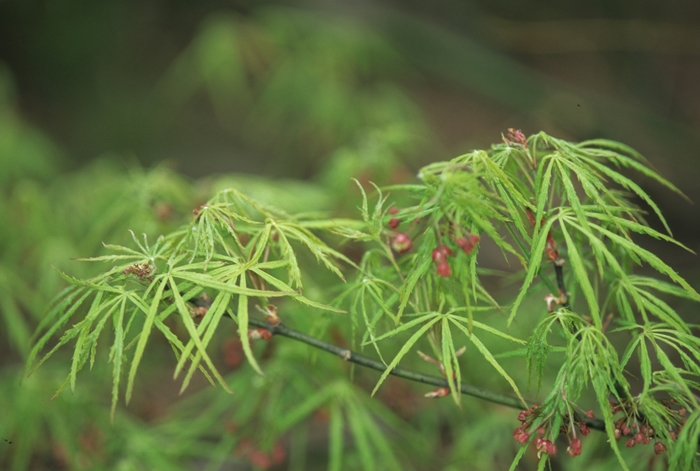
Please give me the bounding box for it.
[246,316,605,432]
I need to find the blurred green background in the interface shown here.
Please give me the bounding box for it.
[1,1,699,469]
[2,0,699,250]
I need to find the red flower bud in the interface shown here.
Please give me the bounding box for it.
[432,245,453,262]
[567,438,582,457]
[614,427,622,441]
[586,410,595,419]
[436,261,452,277]
[513,427,530,444]
[389,207,399,215]
[456,234,480,255]
[654,442,666,455]
[391,233,413,254]
[625,438,636,448]
[543,440,557,456]
[579,423,590,436]
[388,218,400,229]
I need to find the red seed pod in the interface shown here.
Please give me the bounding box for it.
[586,410,595,419]
[625,438,636,448]
[389,207,399,215]
[432,245,453,262]
[538,427,546,436]
[391,233,413,254]
[654,442,667,455]
[513,427,530,444]
[456,234,480,255]
[634,432,644,444]
[614,427,622,441]
[388,218,400,229]
[622,425,631,436]
[579,423,590,436]
[534,437,545,448]
[567,438,582,457]
[436,261,452,277]
[544,440,557,456]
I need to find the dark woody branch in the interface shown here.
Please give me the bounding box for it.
[245,316,606,432]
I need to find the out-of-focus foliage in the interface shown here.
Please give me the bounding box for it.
[1,4,699,471]
[156,8,429,179]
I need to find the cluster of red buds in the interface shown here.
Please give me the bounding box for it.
[431,233,480,278]
[609,400,681,454]
[514,405,594,458]
[432,245,453,277]
[123,262,152,280]
[387,207,414,255]
[504,128,528,148]
[456,234,480,255]
[386,205,481,267]
[388,207,401,229]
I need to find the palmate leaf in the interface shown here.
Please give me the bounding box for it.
[449,318,526,406]
[669,409,700,470]
[235,272,264,376]
[370,313,441,396]
[508,216,556,326]
[440,317,462,407]
[559,220,601,328]
[251,267,345,313]
[109,296,127,422]
[276,222,351,281]
[169,276,231,393]
[124,275,169,404]
[25,286,90,378]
